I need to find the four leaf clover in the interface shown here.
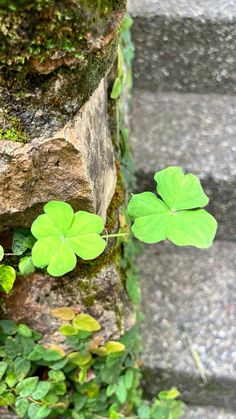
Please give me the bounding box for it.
[128,166,217,248]
[31,201,106,277]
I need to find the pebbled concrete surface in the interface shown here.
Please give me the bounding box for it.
[130,90,236,240]
[183,406,236,419]
[129,15,236,93]
[128,0,236,19]
[139,240,236,409]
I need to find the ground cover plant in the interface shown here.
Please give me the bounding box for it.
[0,13,218,419]
[0,166,217,418]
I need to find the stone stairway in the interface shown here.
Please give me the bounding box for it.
[127,1,236,417]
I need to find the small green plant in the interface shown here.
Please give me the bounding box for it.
[0,245,16,294]
[31,201,108,277]
[0,313,183,419]
[27,166,217,278]
[0,166,217,285]
[128,166,217,248]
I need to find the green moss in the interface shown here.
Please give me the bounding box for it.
[0,128,29,143]
[0,113,29,143]
[0,0,125,77]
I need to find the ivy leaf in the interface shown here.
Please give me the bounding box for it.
[0,383,7,394]
[15,377,39,397]
[41,348,64,362]
[72,314,101,332]
[67,352,92,367]
[31,201,106,276]
[158,388,180,400]
[59,324,77,336]
[124,369,134,390]
[27,403,51,419]
[115,376,127,404]
[128,167,217,248]
[0,265,16,293]
[109,412,120,419]
[120,14,133,33]
[0,245,4,262]
[137,403,151,419]
[91,346,108,357]
[111,46,126,99]
[0,320,17,335]
[18,256,35,277]
[12,229,35,256]
[17,324,33,338]
[105,341,125,354]
[15,398,29,418]
[0,391,15,406]
[31,381,51,400]
[0,361,7,379]
[27,345,45,361]
[5,371,18,387]
[14,358,31,381]
[51,307,76,321]
[48,370,65,382]
[5,337,22,359]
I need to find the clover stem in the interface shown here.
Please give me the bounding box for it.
[101,233,128,239]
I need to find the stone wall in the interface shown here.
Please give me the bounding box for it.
[0,0,133,348]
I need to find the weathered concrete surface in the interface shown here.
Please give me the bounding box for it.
[183,405,236,419]
[130,90,236,240]
[139,241,236,409]
[128,0,236,19]
[0,78,116,230]
[2,261,135,348]
[128,1,236,93]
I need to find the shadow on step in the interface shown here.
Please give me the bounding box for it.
[135,171,236,241]
[142,367,236,412]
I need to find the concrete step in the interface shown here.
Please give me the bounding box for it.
[183,405,236,419]
[130,89,236,240]
[127,0,236,93]
[139,240,236,411]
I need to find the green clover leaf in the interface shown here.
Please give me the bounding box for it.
[31,201,106,277]
[128,167,217,248]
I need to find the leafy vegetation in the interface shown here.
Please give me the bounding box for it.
[0,13,217,419]
[0,246,16,294]
[0,128,29,143]
[128,167,217,248]
[31,201,107,277]
[0,314,183,418]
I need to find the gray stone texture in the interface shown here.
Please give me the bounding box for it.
[128,2,236,93]
[129,0,236,415]
[0,79,116,230]
[128,0,236,19]
[130,90,236,240]
[139,241,236,409]
[183,406,236,419]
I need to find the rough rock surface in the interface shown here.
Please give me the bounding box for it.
[0,78,116,230]
[2,260,135,348]
[128,0,236,18]
[139,241,236,409]
[128,1,236,93]
[183,405,236,419]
